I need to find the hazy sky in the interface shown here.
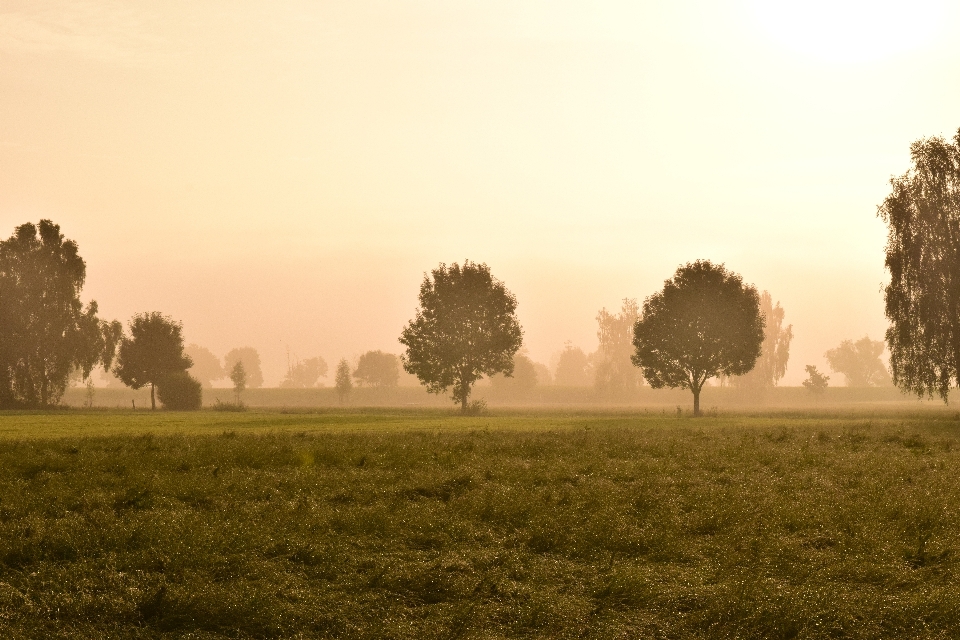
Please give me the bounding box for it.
[2,0,959,385]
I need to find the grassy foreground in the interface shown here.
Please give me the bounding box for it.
[1,409,960,638]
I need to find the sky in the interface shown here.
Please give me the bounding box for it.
[1,0,959,385]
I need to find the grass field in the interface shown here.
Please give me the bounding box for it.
[2,408,960,638]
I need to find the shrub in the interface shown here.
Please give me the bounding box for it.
[157,371,202,410]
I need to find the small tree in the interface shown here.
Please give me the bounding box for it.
[802,365,829,394]
[335,358,352,404]
[157,371,202,410]
[114,312,193,410]
[229,360,247,404]
[399,261,523,413]
[224,347,263,388]
[825,337,891,387]
[353,351,400,388]
[632,260,764,416]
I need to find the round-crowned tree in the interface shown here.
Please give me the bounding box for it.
[114,312,193,410]
[632,260,764,416]
[399,261,523,413]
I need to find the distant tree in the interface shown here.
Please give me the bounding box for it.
[224,348,263,388]
[229,360,247,404]
[731,291,793,388]
[554,342,592,386]
[532,361,552,386]
[490,351,538,396]
[186,344,223,388]
[353,350,400,388]
[114,312,193,410]
[157,371,202,410]
[632,260,764,416]
[0,220,121,408]
[335,358,352,404]
[802,365,829,394]
[280,356,327,388]
[879,128,960,402]
[824,337,891,387]
[399,261,523,413]
[594,299,642,397]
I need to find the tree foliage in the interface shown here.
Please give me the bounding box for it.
[353,350,400,388]
[114,312,193,410]
[335,358,352,404]
[554,343,592,386]
[224,348,263,388]
[186,344,224,388]
[632,260,764,415]
[594,299,642,397]
[490,351,538,397]
[229,360,247,404]
[802,365,830,394]
[0,220,120,407]
[879,129,960,401]
[157,371,203,410]
[732,291,793,388]
[825,337,891,387]
[399,261,523,412]
[280,356,327,388]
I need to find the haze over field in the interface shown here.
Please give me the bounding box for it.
[2,1,959,385]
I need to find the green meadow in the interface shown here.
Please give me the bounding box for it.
[2,408,960,638]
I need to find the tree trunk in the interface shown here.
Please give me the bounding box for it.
[461,393,468,414]
[692,383,701,417]
[151,383,156,410]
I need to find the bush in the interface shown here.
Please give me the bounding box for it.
[157,371,203,410]
[213,399,246,412]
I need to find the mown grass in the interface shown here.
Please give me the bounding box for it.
[1,409,960,638]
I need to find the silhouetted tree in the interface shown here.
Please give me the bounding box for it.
[399,261,523,413]
[802,365,829,394]
[280,356,327,388]
[114,312,193,410]
[879,129,960,401]
[490,351,538,397]
[157,371,202,410]
[554,342,592,386]
[335,358,352,404]
[186,344,223,388]
[632,260,764,416]
[594,299,641,397]
[229,360,247,404]
[732,291,793,388]
[825,337,891,387]
[224,347,263,388]
[353,350,400,388]
[0,220,121,407]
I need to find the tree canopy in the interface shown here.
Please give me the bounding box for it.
[554,343,592,386]
[632,260,764,415]
[224,348,263,388]
[114,312,193,410]
[334,358,352,404]
[731,291,793,389]
[280,356,327,388]
[594,299,642,397]
[0,220,120,407]
[879,129,960,401]
[353,350,400,388]
[186,344,224,388]
[825,337,891,387]
[399,261,523,412]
